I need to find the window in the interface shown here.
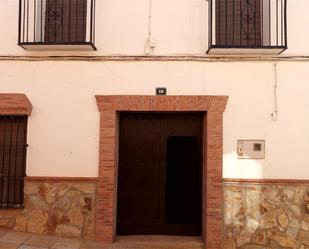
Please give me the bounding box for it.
[207,0,287,54]
[18,0,96,50]
[0,116,28,208]
[216,0,262,47]
[44,0,87,43]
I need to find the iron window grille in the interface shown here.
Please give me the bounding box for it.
[0,116,28,208]
[207,0,287,54]
[18,0,96,50]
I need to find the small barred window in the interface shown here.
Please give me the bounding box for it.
[0,116,28,208]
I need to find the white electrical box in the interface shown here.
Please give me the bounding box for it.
[237,140,265,159]
[149,38,156,48]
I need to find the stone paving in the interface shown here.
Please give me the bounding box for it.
[0,229,204,249]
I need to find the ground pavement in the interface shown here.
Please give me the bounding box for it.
[0,230,204,249]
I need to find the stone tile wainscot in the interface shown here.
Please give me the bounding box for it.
[224,180,309,249]
[0,177,96,240]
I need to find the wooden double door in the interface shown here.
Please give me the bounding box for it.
[117,113,203,236]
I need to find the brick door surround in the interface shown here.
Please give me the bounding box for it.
[95,95,228,249]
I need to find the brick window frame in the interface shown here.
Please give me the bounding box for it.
[95,95,228,249]
[0,94,32,116]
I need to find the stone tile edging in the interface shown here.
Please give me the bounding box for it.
[25,176,98,183]
[224,178,309,185]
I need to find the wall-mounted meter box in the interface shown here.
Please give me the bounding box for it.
[237,140,265,159]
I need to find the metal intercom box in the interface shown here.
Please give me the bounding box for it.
[237,140,265,159]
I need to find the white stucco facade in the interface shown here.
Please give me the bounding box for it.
[0,0,308,179]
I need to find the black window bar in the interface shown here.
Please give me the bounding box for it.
[0,116,28,208]
[207,0,287,54]
[18,0,96,50]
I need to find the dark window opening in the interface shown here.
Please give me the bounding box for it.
[0,116,28,208]
[216,0,262,47]
[45,0,87,43]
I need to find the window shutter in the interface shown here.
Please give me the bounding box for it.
[45,0,87,43]
[216,0,262,46]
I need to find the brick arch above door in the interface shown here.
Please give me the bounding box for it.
[95,95,228,249]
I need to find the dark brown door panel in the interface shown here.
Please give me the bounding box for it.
[117,113,203,236]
